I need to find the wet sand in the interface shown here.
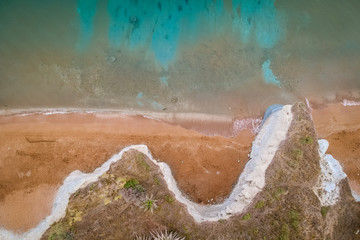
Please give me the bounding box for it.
[0,112,253,232]
[311,102,360,138]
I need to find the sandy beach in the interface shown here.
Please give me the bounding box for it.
[0,111,253,232]
[1,102,360,233]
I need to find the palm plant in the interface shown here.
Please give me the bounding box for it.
[142,194,158,213]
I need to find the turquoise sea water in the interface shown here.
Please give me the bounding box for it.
[0,0,359,117]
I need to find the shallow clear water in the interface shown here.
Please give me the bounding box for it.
[0,0,359,117]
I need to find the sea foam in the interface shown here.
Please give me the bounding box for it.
[341,99,360,106]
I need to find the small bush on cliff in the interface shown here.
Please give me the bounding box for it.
[164,195,174,203]
[300,136,314,145]
[255,200,265,209]
[279,224,290,240]
[136,153,151,171]
[321,206,329,217]
[242,213,251,220]
[289,210,300,232]
[124,179,144,192]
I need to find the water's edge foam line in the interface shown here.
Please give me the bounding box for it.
[0,108,233,122]
[0,105,294,240]
[341,99,360,106]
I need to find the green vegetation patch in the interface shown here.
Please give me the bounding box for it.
[89,183,96,191]
[153,175,161,186]
[289,210,300,232]
[164,195,175,203]
[142,195,158,213]
[255,200,265,209]
[272,187,285,200]
[321,206,329,217]
[279,223,290,240]
[124,179,144,192]
[287,149,304,169]
[300,136,314,145]
[47,222,73,240]
[248,227,259,238]
[242,213,251,220]
[136,153,151,171]
[292,149,303,160]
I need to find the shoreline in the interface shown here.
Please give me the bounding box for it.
[0,105,294,240]
[0,107,240,138]
[0,108,234,121]
[1,100,360,234]
[0,110,254,232]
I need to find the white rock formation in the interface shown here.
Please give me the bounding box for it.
[313,139,347,206]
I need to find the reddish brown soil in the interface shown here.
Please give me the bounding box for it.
[0,112,253,232]
[0,184,58,233]
[325,129,360,195]
[312,103,360,197]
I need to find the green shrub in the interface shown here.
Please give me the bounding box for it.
[289,210,300,231]
[321,206,329,217]
[47,222,73,240]
[164,195,175,203]
[153,175,161,185]
[300,136,314,145]
[242,213,251,220]
[272,187,285,200]
[136,154,150,171]
[292,149,303,160]
[255,200,265,209]
[279,224,290,240]
[124,179,144,192]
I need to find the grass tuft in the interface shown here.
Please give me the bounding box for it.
[136,154,151,171]
[164,195,175,203]
[153,175,161,186]
[272,187,285,200]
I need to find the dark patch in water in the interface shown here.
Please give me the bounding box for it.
[114,6,121,18]
[130,16,139,28]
